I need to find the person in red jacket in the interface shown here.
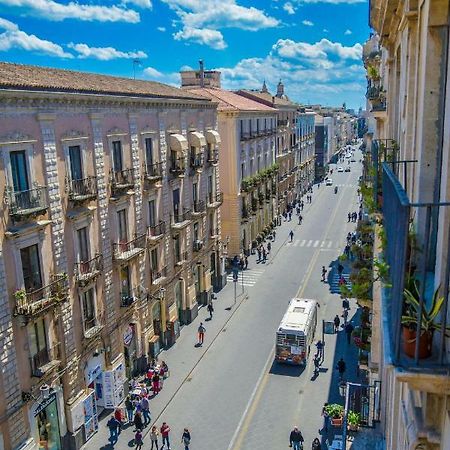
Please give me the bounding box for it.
[160,422,171,449]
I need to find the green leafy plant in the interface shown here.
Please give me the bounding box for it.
[324,403,344,419]
[241,177,254,192]
[347,411,361,427]
[14,288,27,303]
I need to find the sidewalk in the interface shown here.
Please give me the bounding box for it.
[85,190,320,449]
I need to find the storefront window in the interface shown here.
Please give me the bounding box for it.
[36,396,61,450]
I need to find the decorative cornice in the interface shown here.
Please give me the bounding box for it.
[140,127,158,136]
[0,131,37,146]
[106,126,127,137]
[61,129,89,141]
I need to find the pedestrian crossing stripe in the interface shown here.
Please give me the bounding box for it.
[226,268,265,287]
[287,240,343,249]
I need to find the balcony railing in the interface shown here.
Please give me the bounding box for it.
[7,186,49,218]
[68,176,98,202]
[148,221,166,239]
[242,206,249,220]
[193,239,204,252]
[192,200,206,215]
[207,149,219,164]
[190,152,204,170]
[83,316,104,340]
[278,119,289,127]
[144,162,163,181]
[113,234,146,261]
[169,156,185,176]
[210,227,220,238]
[30,342,61,377]
[14,274,68,318]
[366,85,382,100]
[174,251,188,266]
[74,254,102,285]
[151,266,167,285]
[381,162,450,368]
[207,192,223,208]
[240,131,250,141]
[172,208,192,226]
[111,168,135,193]
[120,294,136,307]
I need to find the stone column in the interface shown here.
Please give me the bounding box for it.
[89,113,119,360]
[38,114,78,396]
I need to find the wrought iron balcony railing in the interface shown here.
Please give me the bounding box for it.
[192,200,206,215]
[74,254,103,285]
[14,273,68,318]
[190,152,204,170]
[68,176,98,202]
[144,162,163,181]
[7,186,49,218]
[169,156,185,176]
[207,149,219,164]
[148,221,166,239]
[113,234,146,261]
[111,168,135,192]
[172,208,192,225]
[151,265,167,285]
[207,192,223,208]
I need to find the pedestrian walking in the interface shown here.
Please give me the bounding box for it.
[257,247,262,262]
[289,426,304,450]
[133,410,143,432]
[152,372,160,394]
[312,437,321,450]
[267,242,271,253]
[344,244,350,258]
[181,428,191,450]
[337,357,346,380]
[107,416,120,444]
[198,322,206,345]
[239,257,244,271]
[273,230,276,241]
[315,340,324,359]
[342,308,349,327]
[150,425,159,450]
[337,263,344,276]
[301,201,304,211]
[207,301,214,319]
[342,298,350,311]
[345,322,354,344]
[262,247,267,262]
[321,266,327,282]
[333,314,340,332]
[125,395,134,423]
[160,422,171,449]
[321,403,329,432]
[288,211,292,221]
[289,230,294,242]
[313,354,320,376]
[244,255,248,269]
[135,430,143,449]
[358,210,363,221]
[114,407,124,433]
[140,396,150,425]
[348,212,351,222]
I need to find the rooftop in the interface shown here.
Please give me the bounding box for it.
[0,62,210,102]
[185,87,276,112]
[236,89,298,108]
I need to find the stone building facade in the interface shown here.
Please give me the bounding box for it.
[0,62,223,449]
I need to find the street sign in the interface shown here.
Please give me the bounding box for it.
[324,321,335,334]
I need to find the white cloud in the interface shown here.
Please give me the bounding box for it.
[142,67,180,86]
[344,29,352,35]
[0,0,140,23]
[67,43,147,60]
[294,0,365,3]
[283,2,296,14]
[302,19,314,26]
[323,28,329,33]
[173,27,227,49]
[180,64,193,71]
[157,26,166,32]
[143,66,163,77]
[0,17,73,57]
[121,0,152,8]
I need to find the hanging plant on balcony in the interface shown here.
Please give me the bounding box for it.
[347,411,361,431]
[241,177,254,192]
[367,65,380,80]
[324,404,344,426]
[401,280,450,359]
[14,288,27,304]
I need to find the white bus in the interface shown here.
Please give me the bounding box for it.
[275,298,318,365]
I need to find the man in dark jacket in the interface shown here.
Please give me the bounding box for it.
[289,426,304,450]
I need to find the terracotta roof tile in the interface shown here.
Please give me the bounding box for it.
[185,87,276,112]
[237,90,298,107]
[0,62,209,102]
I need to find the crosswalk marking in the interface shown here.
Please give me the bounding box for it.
[300,240,306,247]
[320,241,325,248]
[327,241,332,248]
[226,268,265,287]
[287,239,343,249]
[329,272,352,294]
[307,240,313,247]
[313,240,319,247]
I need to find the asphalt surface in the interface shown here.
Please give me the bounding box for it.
[86,144,363,450]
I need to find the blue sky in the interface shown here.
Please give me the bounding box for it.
[0,0,369,109]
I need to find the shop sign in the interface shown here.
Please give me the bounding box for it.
[123,325,134,346]
[34,392,56,417]
[87,364,102,384]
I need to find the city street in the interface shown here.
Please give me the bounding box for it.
[88,146,363,450]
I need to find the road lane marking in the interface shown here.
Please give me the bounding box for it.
[313,240,319,247]
[328,241,332,248]
[300,239,306,247]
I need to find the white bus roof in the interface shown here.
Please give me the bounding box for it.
[277,298,318,335]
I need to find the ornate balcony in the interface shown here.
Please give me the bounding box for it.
[144,162,163,183]
[190,152,204,172]
[174,251,188,267]
[210,227,220,239]
[120,294,136,307]
[240,131,250,141]
[192,200,206,216]
[241,205,249,222]
[251,197,258,212]
[207,149,219,165]
[67,176,97,203]
[171,209,192,230]
[30,342,61,378]
[83,316,105,340]
[7,186,49,219]
[74,254,102,286]
[151,266,167,285]
[14,273,68,319]
[147,221,166,242]
[110,168,135,195]
[207,192,223,208]
[113,234,146,262]
[193,239,204,252]
[169,156,186,177]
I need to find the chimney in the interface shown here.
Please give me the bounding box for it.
[199,60,204,88]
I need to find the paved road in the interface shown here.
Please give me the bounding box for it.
[87,145,363,450]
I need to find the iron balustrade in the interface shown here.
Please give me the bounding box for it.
[193,200,206,214]
[148,221,166,237]
[174,251,188,265]
[113,234,146,258]
[169,156,185,175]
[240,132,250,140]
[7,186,49,217]
[382,162,450,368]
[210,227,219,237]
[207,149,219,164]
[173,209,191,224]
[151,266,167,284]
[145,162,163,180]
[74,254,103,282]
[30,342,60,376]
[111,168,135,190]
[193,240,204,252]
[15,274,68,317]
[207,192,223,206]
[68,176,97,201]
[190,152,204,169]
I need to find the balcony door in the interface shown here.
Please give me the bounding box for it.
[120,265,131,299]
[173,234,181,262]
[112,141,123,172]
[68,145,83,181]
[28,318,48,373]
[77,226,90,268]
[145,137,154,166]
[20,244,43,292]
[148,200,156,228]
[10,150,29,192]
[172,188,180,221]
[81,288,96,331]
[192,182,198,204]
[117,209,128,244]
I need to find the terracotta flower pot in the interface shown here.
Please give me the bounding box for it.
[331,417,343,427]
[402,327,433,359]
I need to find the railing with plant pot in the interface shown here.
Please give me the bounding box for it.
[324,403,344,427]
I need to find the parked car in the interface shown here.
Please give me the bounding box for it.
[337,167,344,172]
[345,167,351,172]
[326,178,333,186]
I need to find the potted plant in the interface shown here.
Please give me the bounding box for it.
[401,280,448,358]
[14,288,27,308]
[324,403,344,426]
[347,411,361,431]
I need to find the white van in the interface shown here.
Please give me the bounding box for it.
[275,298,318,365]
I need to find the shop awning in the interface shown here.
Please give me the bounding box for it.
[190,131,206,147]
[169,133,188,152]
[205,129,221,145]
